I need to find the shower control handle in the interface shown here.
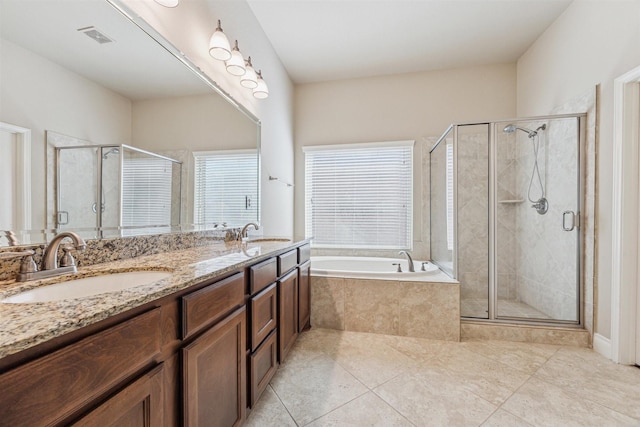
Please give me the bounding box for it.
[562,210,576,231]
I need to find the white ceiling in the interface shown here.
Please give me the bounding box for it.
[246,0,573,84]
[0,0,210,100]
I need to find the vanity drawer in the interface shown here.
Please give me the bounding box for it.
[298,243,311,264]
[181,272,245,340]
[249,258,277,294]
[250,282,277,351]
[277,249,298,276]
[0,308,161,426]
[249,329,278,408]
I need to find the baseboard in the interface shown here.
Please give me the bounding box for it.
[593,333,612,359]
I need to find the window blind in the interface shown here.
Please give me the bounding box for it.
[304,141,413,249]
[194,150,259,227]
[121,156,173,227]
[446,142,454,250]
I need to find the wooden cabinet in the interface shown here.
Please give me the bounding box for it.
[298,260,311,332]
[249,329,278,407]
[0,308,161,426]
[182,306,247,427]
[0,241,311,426]
[278,269,299,363]
[73,364,164,427]
[250,282,278,352]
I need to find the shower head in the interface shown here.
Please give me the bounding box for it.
[102,147,120,159]
[503,123,546,138]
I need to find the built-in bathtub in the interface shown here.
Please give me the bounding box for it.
[309,256,460,341]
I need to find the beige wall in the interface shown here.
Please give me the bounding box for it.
[0,38,132,232]
[122,0,295,237]
[516,0,640,339]
[294,63,517,255]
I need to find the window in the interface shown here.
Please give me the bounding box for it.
[193,150,259,227]
[446,142,454,250]
[122,156,174,228]
[304,141,413,249]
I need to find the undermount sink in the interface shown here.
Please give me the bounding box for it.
[1,271,172,304]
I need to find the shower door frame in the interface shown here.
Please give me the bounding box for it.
[446,113,587,326]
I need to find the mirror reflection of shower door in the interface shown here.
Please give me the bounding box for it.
[56,147,99,230]
[495,117,580,323]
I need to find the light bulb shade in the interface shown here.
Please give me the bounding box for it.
[240,63,258,89]
[209,22,231,61]
[226,49,246,76]
[253,75,269,99]
[154,0,179,7]
[226,48,246,76]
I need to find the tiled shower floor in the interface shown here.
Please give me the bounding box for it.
[246,328,640,426]
[462,297,551,319]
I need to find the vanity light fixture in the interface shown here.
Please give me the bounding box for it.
[253,70,269,99]
[240,57,258,89]
[153,0,179,7]
[225,40,246,76]
[209,20,232,61]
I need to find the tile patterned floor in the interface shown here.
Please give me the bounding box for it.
[246,328,640,427]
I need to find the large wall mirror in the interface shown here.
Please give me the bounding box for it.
[0,0,260,247]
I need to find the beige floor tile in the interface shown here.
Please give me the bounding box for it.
[306,392,414,427]
[374,369,497,426]
[481,409,534,426]
[460,340,559,375]
[270,354,369,426]
[501,377,639,426]
[383,334,460,364]
[533,347,640,419]
[429,345,531,405]
[332,339,417,389]
[244,386,296,427]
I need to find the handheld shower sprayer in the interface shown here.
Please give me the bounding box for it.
[502,123,546,139]
[502,122,548,214]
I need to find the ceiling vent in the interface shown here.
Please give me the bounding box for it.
[77,26,114,44]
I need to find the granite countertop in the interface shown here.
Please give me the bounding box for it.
[0,238,308,359]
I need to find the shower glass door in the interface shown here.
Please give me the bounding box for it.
[494,116,581,323]
[56,146,100,230]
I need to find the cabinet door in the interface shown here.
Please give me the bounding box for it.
[250,282,277,351]
[278,269,299,363]
[73,364,164,427]
[249,329,278,407]
[182,307,247,427]
[298,261,311,332]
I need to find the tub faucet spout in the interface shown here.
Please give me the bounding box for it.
[398,250,415,272]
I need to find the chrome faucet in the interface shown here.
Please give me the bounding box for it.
[14,231,86,282]
[42,231,86,271]
[240,223,259,242]
[398,250,415,272]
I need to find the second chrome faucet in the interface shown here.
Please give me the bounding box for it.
[398,250,415,272]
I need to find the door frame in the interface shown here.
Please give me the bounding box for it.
[0,122,31,233]
[611,65,640,364]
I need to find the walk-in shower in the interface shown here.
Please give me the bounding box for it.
[430,114,586,325]
[54,144,182,236]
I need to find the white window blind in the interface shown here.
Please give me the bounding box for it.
[194,150,259,227]
[446,142,454,250]
[304,141,413,249]
[122,157,173,227]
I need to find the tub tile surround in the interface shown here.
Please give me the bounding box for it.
[0,235,305,358]
[246,328,640,426]
[311,276,460,341]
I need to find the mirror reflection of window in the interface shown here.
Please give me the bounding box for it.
[193,150,259,228]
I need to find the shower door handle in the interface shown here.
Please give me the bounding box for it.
[562,211,576,231]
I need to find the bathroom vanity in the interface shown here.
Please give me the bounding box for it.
[0,239,310,426]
